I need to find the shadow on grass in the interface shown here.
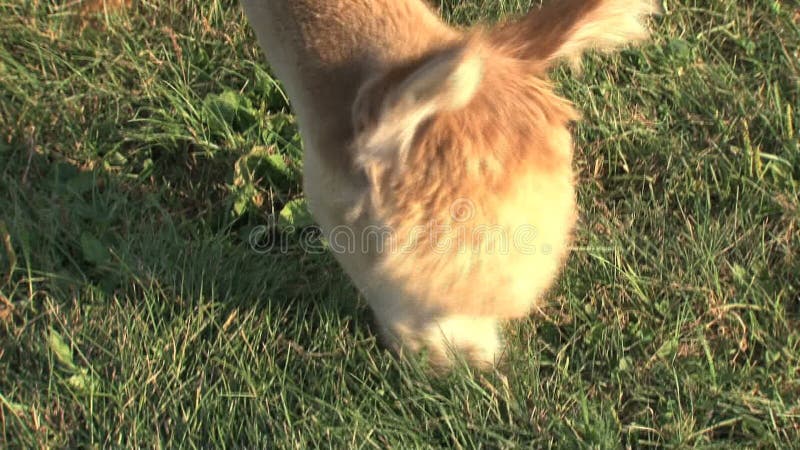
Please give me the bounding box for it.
[0,141,372,358]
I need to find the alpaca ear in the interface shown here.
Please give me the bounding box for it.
[354,44,483,168]
[393,44,484,115]
[490,0,660,70]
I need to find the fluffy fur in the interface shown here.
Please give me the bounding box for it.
[240,0,658,369]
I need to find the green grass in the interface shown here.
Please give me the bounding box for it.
[1,0,798,447]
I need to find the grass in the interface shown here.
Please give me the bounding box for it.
[1,0,798,447]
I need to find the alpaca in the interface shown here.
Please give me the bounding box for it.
[240,0,658,368]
